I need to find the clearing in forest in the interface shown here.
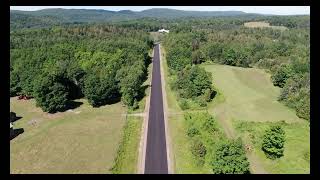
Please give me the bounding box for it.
[244,21,288,30]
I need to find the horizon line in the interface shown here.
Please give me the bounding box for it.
[10,6,310,16]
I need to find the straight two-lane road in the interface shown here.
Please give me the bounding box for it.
[144,43,168,174]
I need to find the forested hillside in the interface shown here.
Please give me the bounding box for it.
[10,25,153,112]
[11,8,310,30]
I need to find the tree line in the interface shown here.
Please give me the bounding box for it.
[10,25,153,112]
[163,31,216,109]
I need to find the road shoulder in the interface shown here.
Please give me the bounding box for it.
[159,44,174,174]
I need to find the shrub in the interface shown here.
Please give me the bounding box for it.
[187,127,200,137]
[211,139,250,174]
[202,115,218,133]
[271,64,293,88]
[179,99,190,110]
[195,96,207,107]
[190,139,207,158]
[262,125,286,159]
[203,88,216,102]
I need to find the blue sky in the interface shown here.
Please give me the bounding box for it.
[10,6,310,15]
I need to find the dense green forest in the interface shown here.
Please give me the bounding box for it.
[10,25,153,112]
[10,8,252,30]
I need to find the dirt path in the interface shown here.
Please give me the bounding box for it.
[246,151,268,174]
[211,103,236,138]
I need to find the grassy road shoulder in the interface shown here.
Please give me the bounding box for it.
[111,116,143,174]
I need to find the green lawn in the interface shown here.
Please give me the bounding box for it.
[10,98,127,174]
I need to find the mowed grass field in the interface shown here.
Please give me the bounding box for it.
[203,64,309,173]
[203,64,302,124]
[10,98,127,174]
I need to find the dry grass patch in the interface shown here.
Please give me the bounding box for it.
[244,21,288,31]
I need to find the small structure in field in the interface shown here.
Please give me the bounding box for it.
[158,29,169,33]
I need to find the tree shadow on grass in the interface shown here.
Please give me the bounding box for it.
[47,100,84,114]
[56,100,84,113]
[91,95,122,108]
[66,101,83,110]
[10,128,24,141]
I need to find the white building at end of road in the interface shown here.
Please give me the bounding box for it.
[158,29,169,33]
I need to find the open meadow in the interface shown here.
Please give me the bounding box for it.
[10,97,128,174]
[203,64,302,124]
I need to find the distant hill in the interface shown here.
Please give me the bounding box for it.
[11,8,251,21]
[139,8,248,18]
[10,8,308,30]
[10,8,254,26]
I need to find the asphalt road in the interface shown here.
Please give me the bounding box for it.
[144,44,168,174]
